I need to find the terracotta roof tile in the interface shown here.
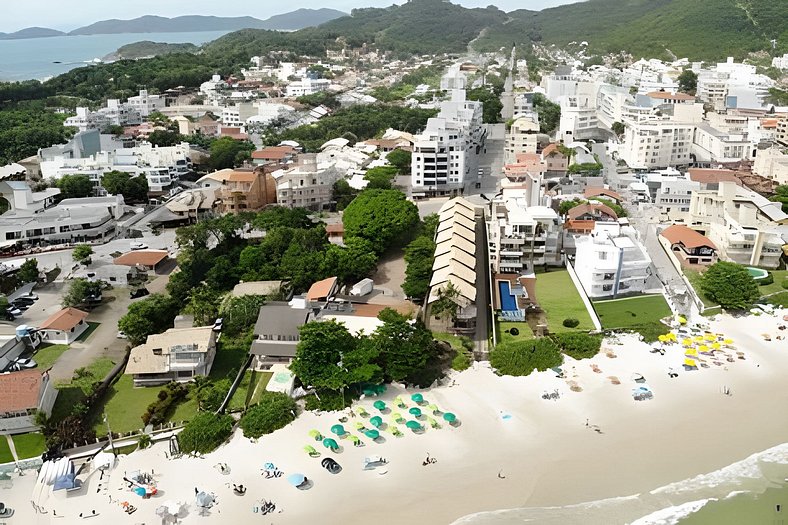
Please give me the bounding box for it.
[647,91,695,100]
[660,224,716,250]
[584,187,622,202]
[114,249,169,267]
[567,203,618,221]
[0,369,43,412]
[687,168,743,185]
[307,276,338,301]
[40,307,88,331]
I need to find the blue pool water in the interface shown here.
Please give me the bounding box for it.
[498,281,517,311]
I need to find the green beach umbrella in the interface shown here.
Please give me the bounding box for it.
[322,438,339,450]
[373,400,386,411]
[410,393,424,404]
[330,424,345,435]
[408,407,422,417]
[308,429,322,441]
[443,412,457,423]
[374,384,386,394]
[364,429,380,440]
[405,420,422,431]
[369,416,383,428]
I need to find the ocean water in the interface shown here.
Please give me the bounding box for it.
[452,442,788,525]
[0,31,231,81]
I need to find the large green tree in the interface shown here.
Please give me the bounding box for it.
[239,392,298,438]
[342,189,419,254]
[402,235,436,300]
[700,262,760,310]
[62,278,102,307]
[117,293,179,345]
[363,166,398,190]
[208,137,255,170]
[101,170,149,202]
[56,174,93,199]
[770,185,788,213]
[17,258,39,283]
[532,93,561,134]
[321,238,378,287]
[386,149,412,174]
[290,321,357,390]
[677,69,698,95]
[370,308,435,382]
[490,338,563,377]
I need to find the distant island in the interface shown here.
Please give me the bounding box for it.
[0,9,346,40]
[103,41,199,61]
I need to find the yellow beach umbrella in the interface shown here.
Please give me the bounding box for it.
[694,336,704,342]
[698,345,709,353]
[684,358,697,367]
[724,339,734,345]
[685,348,698,356]
[677,316,687,325]
[711,343,721,350]
[704,334,715,342]
[667,333,677,341]
[682,338,693,346]
[658,335,667,342]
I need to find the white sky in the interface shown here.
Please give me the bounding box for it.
[2,0,577,33]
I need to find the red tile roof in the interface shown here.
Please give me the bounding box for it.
[325,223,344,234]
[307,276,338,301]
[114,249,169,267]
[660,224,716,250]
[687,168,743,185]
[251,146,296,160]
[0,369,43,412]
[542,144,561,157]
[584,187,622,202]
[567,203,618,221]
[40,307,88,331]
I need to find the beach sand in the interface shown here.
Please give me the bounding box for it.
[6,309,788,524]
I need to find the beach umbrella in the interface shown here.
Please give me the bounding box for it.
[134,486,147,497]
[393,396,405,407]
[364,429,380,440]
[369,416,383,428]
[330,424,345,436]
[698,345,709,352]
[308,429,322,441]
[677,316,687,325]
[374,384,386,394]
[657,335,667,342]
[373,400,386,411]
[685,348,698,356]
[322,438,339,450]
[405,420,422,430]
[410,393,424,404]
[408,407,422,417]
[286,473,307,488]
[694,336,704,342]
[427,403,440,415]
[684,358,697,368]
[682,338,693,346]
[53,473,76,491]
[443,412,457,423]
[711,342,721,350]
[724,339,734,345]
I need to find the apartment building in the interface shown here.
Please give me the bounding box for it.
[646,172,700,216]
[753,146,788,185]
[197,167,277,214]
[504,115,539,164]
[285,77,331,97]
[692,123,751,164]
[574,221,652,299]
[696,58,774,110]
[686,181,787,268]
[272,154,344,210]
[127,89,165,118]
[777,116,788,147]
[411,89,485,196]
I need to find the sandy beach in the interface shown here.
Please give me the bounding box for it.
[5,309,788,525]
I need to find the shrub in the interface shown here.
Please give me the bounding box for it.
[700,262,759,310]
[304,389,356,411]
[551,332,602,360]
[781,280,788,290]
[562,318,580,328]
[451,351,471,371]
[177,412,234,454]
[141,382,188,426]
[758,273,774,286]
[490,338,563,377]
[239,392,298,438]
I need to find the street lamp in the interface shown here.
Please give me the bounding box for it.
[103,413,116,456]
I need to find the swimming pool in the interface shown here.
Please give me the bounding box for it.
[498,281,518,311]
[746,267,769,280]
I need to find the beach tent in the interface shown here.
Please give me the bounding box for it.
[369,416,383,428]
[287,473,308,488]
[53,473,76,491]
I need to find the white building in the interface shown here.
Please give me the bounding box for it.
[411,89,485,196]
[64,107,111,133]
[692,122,751,164]
[200,74,229,104]
[753,146,788,185]
[504,115,540,164]
[285,77,331,97]
[696,57,774,110]
[646,171,700,216]
[687,181,787,268]
[125,326,217,387]
[574,221,652,299]
[127,89,165,118]
[272,154,344,210]
[773,53,788,70]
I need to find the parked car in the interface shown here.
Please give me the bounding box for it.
[12,358,36,369]
[13,297,35,306]
[130,242,148,250]
[130,288,150,299]
[321,458,342,474]
[6,307,21,317]
[213,318,223,332]
[117,331,127,339]
[11,302,29,311]
[20,293,38,301]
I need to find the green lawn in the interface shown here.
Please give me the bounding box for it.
[229,370,274,411]
[75,322,101,342]
[684,269,718,307]
[758,270,788,296]
[34,344,69,370]
[209,338,250,381]
[433,332,469,351]
[248,371,273,406]
[12,433,46,460]
[593,295,672,329]
[169,397,199,424]
[536,270,595,333]
[497,320,534,343]
[94,375,162,435]
[0,437,13,464]
[51,357,116,424]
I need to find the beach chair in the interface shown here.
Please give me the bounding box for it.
[356,407,370,417]
[348,435,364,447]
[308,430,323,441]
[303,445,320,458]
[427,404,440,415]
[391,412,405,424]
[354,421,366,431]
[387,425,403,437]
[393,396,406,409]
[427,417,441,429]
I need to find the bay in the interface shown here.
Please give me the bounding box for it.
[0,31,232,82]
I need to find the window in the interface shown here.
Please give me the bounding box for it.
[598,252,608,261]
[602,284,613,292]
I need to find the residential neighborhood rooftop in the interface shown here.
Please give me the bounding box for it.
[39,307,88,332]
[113,249,169,267]
[0,369,44,413]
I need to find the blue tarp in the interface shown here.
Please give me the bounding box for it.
[53,473,76,491]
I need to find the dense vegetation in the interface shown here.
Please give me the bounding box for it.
[177,412,234,454]
[700,262,760,310]
[0,104,73,164]
[466,85,503,124]
[239,392,298,438]
[342,189,420,255]
[490,338,563,377]
[264,104,436,152]
[402,214,439,301]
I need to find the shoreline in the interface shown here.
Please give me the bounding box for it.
[4,309,788,524]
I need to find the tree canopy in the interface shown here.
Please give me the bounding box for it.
[342,189,419,254]
[700,262,760,310]
[62,278,102,308]
[677,69,698,94]
[117,293,179,345]
[17,258,39,283]
[386,149,412,174]
[533,93,561,134]
[101,170,149,202]
[490,338,563,377]
[239,392,298,438]
[177,412,234,454]
[56,174,93,199]
[208,137,255,170]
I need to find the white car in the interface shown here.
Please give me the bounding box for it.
[13,358,36,369]
[117,331,127,339]
[130,242,148,250]
[213,318,223,332]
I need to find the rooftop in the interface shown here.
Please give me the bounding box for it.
[125,326,215,375]
[646,91,695,101]
[567,203,618,221]
[660,224,717,250]
[114,249,169,267]
[39,307,88,331]
[307,276,338,301]
[0,369,43,412]
[687,168,744,185]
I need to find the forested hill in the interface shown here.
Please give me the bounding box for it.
[473,0,788,61]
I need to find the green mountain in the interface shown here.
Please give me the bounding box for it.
[0,27,66,40]
[477,0,788,60]
[104,41,199,61]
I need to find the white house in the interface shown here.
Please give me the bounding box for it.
[285,77,331,97]
[574,221,652,298]
[127,89,166,118]
[0,369,57,435]
[125,326,217,387]
[38,307,89,344]
[504,115,540,164]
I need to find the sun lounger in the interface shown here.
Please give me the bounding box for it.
[308,430,322,441]
[303,445,320,458]
[393,396,406,409]
[354,422,366,431]
[427,417,441,429]
[391,412,405,424]
[427,404,440,415]
[356,407,370,417]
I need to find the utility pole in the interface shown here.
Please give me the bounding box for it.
[103,413,116,456]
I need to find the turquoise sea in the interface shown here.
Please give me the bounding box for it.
[0,31,231,81]
[452,443,788,525]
